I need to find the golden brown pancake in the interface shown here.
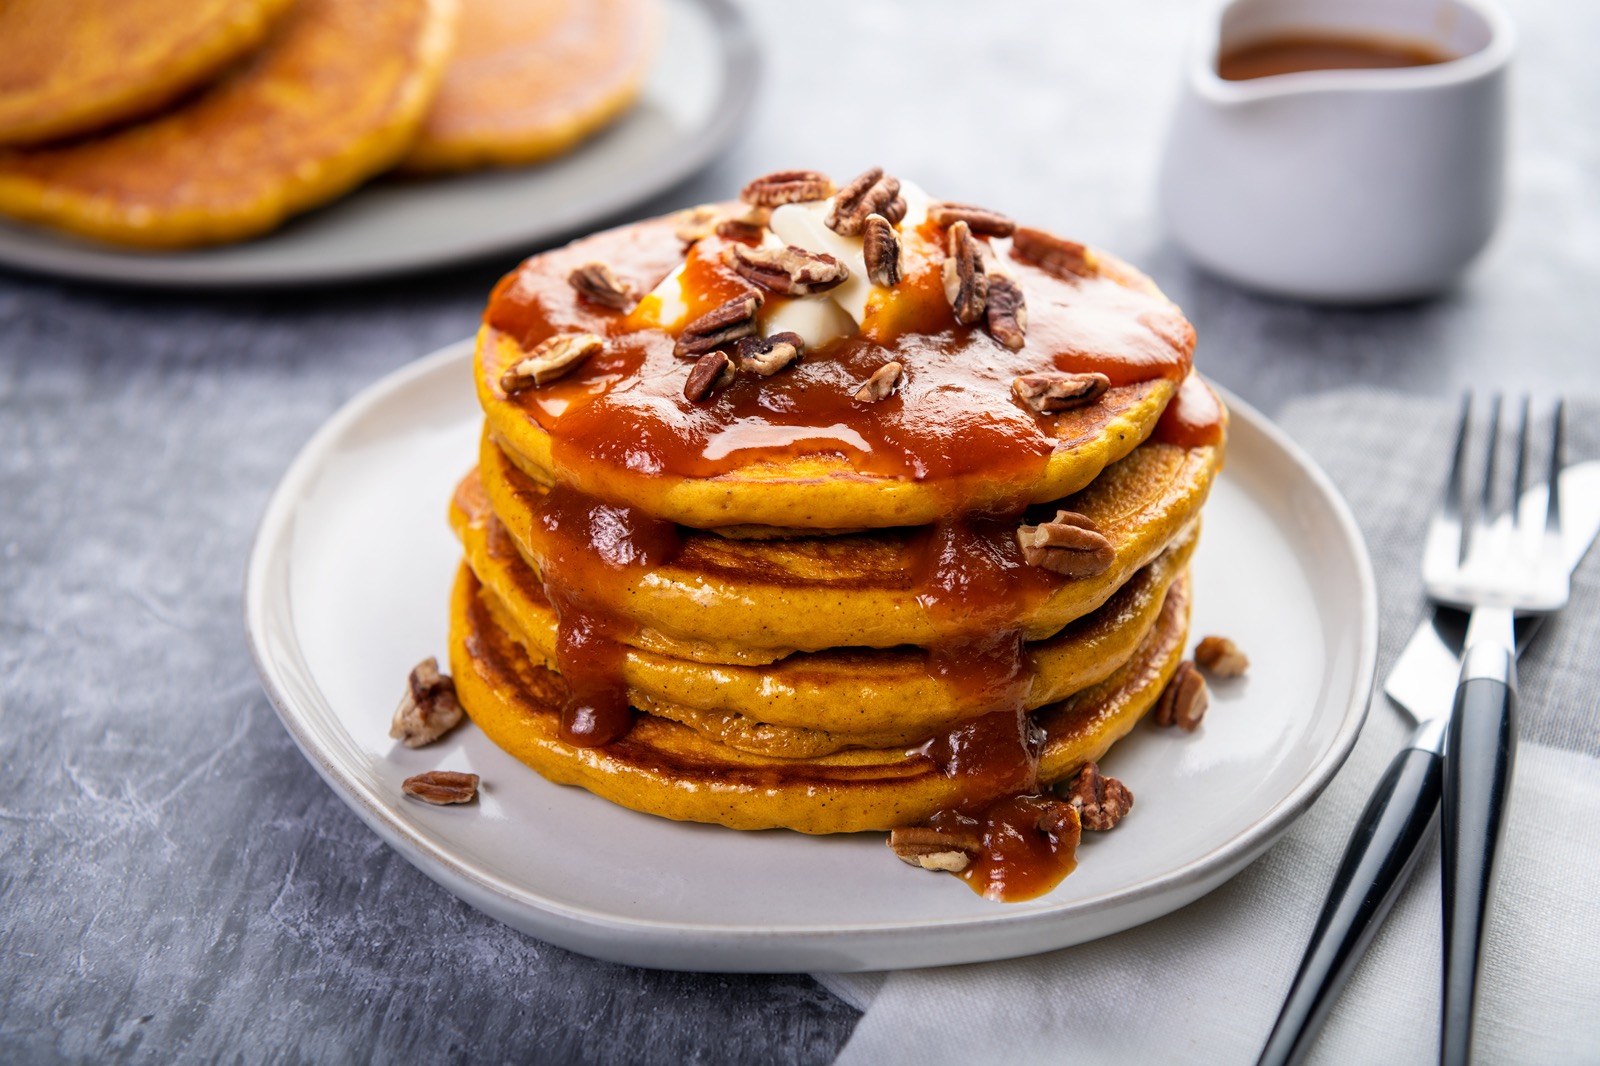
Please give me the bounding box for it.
[0,0,457,248]
[400,0,658,173]
[475,431,1218,661]
[452,466,1199,757]
[476,207,1197,529]
[0,0,295,146]
[449,562,1191,833]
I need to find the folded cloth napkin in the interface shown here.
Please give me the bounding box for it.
[816,389,1600,1066]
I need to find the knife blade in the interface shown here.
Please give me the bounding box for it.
[1258,459,1599,1066]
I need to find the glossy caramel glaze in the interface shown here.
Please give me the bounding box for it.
[477,208,1200,528]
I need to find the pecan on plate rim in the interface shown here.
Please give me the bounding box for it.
[1195,635,1250,677]
[1153,659,1209,730]
[402,770,480,805]
[390,657,464,748]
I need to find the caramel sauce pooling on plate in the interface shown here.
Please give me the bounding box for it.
[1218,32,1457,81]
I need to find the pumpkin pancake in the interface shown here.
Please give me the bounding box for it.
[399,0,658,174]
[0,0,456,248]
[452,466,1198,756]
[0,0,295,147]
[449,561,1191,833]
[475,431,1218,662]
[475,199,1196,530]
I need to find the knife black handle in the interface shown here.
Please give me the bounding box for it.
[1256,744,1445,1066]
[1440,675,1516,1066]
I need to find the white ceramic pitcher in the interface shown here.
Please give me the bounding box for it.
[1158,0,1514,303]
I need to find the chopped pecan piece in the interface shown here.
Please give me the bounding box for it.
[888,825,982,872]
[714,217,766,243]
[741,169,835,207]
[673,291,763,357]
[567,262,635,311]
[1017,510,1114,577]
[941,220,988,325]
[500,333,604,393]
[684,350,736,402]
[734,332,803,376]
[1061,762,1134,830]
[985,275,1028,349]
[1011,371,1110,414]
[862,213,903,287]
[401,771,479,805]
[1195,636,1250,677]
[1153,660,1209,730]
[722,243,849,296]
[826,166,906,236]
[854,360,903,402]
[929,202,1016,237]
[389,657,464,748]
[1011,226,1098,280]
[672,205,720,243]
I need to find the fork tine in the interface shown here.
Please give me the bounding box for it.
[1470,393,1503,556]
[1511,396,1532,531]
[1440,392,1473,563]
[1546,398,1565,540]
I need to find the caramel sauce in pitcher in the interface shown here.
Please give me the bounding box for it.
[1219,32,1456,81]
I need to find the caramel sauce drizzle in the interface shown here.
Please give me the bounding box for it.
[478,203,1218,899]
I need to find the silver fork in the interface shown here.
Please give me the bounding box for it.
[1422,394,1568,1066]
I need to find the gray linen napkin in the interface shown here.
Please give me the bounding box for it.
[817,389,1600,1065]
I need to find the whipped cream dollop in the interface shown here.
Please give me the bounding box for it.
[637,178,934,351]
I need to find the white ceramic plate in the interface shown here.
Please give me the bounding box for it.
[0,0,753,289]
[246,340,1377,973]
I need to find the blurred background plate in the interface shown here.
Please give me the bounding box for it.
[0,0,754,289]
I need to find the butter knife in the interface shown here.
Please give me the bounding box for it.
[1256,461,1599,1066]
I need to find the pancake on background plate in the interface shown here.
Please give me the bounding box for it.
[399,0,659,174]
[0,0,457,248]
[0,0,295,147]
[434,167,1228,901]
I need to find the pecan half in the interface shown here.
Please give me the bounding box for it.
[1011,226,1098,280]
[673,205,720,243]
[1011,371,1110,414]
[673,292,763,357]
[567,262,635,311]
[826,167,906,236]
[862,213,903,287]
[888,825,982,872]
[1061,762,1134,831]
[929,202,1015,237]
[854,360,903,402]
[734,332,803,376]
[1153,660,1209,730]
[1016,510,1114,577]
[985,275,1028,349]
[500,333,604,393]
[741,169,835,207]
[401,771,479,805]
[1195,636,1250,678]
[389,657,464,748]
[722,243,849,296]
[684,350,736,402]
[941,220,988,325]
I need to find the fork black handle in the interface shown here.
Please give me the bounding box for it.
[1256,742,1444,1066]
[1441,673,1517,1066]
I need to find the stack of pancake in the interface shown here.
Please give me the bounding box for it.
[447,169,1224,897]
[0,0,657,247]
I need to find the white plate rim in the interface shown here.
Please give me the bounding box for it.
[0,0,756,290]
[244,340,1378,970]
